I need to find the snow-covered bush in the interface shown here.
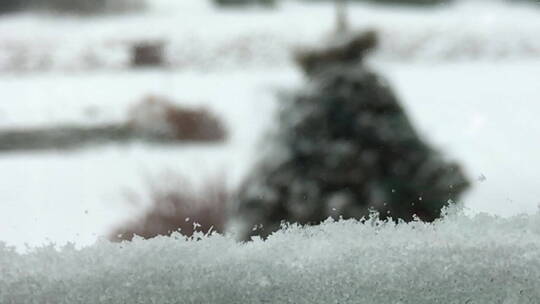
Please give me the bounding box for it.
[2,209,540,303]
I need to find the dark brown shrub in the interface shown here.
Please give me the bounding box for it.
[128,95,228,142]
[294,30,378,75]
[110,174,230,241]
[131,41,165,67]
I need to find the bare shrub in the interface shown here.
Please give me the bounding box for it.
[0,96,227,152]
[128,95,228,142]
[110,174,230,241]
[131,41,165,67]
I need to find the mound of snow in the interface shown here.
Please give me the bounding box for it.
[2,208,540,303]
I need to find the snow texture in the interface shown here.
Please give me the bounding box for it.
[1,0,540,261]
[1,208,540,303]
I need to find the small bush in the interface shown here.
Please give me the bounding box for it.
[0,96,227,152]
[128,95,228,142]
[110,174,230,241]
[131,41,165,67]
[294,30,378,74]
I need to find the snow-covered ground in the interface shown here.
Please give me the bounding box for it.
[2,210,540,303]
[2,0,540,72]
[0,69,290,249]
[1,0,540,251]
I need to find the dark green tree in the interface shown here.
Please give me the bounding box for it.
[234,31,469,240]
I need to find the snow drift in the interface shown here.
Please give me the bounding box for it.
[2,208,540,303]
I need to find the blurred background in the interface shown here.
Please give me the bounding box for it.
[0,0,539,251]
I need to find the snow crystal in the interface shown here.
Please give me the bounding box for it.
[2,208,540,303]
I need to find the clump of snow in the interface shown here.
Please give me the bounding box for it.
[2,208,540,303]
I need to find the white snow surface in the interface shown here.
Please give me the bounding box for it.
[1,0,540,252]
[2,61,539,251]
[0,69,292,250]
[1,209,540,303]
[2,0,540,72]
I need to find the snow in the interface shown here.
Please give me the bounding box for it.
[2,0,540,72]
[1,0,540,251]
[0,69,295,129]
[372,60,540,217]
[2,209,540,303]
[0,70,288,249]
[2,61,539,250]
[0,145,240,250]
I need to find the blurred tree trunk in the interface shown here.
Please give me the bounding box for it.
[335,0,349,34]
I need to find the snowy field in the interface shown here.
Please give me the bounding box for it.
[1,0,540,253]
[2,0,540,72]
[2,209,540,303]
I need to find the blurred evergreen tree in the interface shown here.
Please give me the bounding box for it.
[234,30,469,240]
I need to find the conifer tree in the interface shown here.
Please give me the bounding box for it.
[233,30,469,240]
